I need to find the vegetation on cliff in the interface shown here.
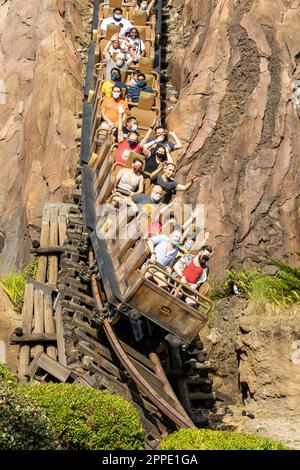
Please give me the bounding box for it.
[212,253,300,309]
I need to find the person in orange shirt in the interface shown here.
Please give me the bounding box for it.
[100,85,129,130]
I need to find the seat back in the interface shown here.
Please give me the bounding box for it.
[130,107,158,129]
[109,0,122,7]
[106,23,121,39]
[134,25,147,42]
[139,57,153,75]
[131,10,147,26]
[138,91,155,110]
[123,151,146,170]
[102,7,114,19]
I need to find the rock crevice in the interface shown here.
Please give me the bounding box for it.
[0,0,91,273]
[166,0,300,272]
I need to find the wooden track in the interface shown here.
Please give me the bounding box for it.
[12,1,224,448]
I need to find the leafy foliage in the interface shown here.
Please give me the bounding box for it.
[0,363,18,387]
[160,429,289,450]
[0,382,55,450]
[0,258,38,311]
[20,383,144,450]
[215,253,300,307]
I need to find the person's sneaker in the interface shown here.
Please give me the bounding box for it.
[242,410,255,419]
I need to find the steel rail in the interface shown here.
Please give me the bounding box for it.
[88,249,196,430]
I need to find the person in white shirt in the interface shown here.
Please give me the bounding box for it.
[100,7,133,38]
[121,28,146,63]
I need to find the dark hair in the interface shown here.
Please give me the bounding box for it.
[200,245,213,253]
[137,73,146,80]
[155,125,166,133]
[128,131,139,138]
[126,116,137,124]
[111,68,121,75]
[129,28,140,38]
[112,85,121,92]
[155,143,167,154]
[133,158,143,165]
[172,224,183,234]
[113,8,123,14]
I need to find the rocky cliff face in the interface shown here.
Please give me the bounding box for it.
[166,0,300,273]
[205,299,300,411]
[0,0,91,273]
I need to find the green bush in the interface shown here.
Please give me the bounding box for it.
[0,258,38,312]
[221,254,300,307]
[0,382,55,450]
[20,383,144,450]
[160,429,289,450]
[0,363,18,387]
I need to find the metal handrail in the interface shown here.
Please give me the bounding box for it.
[141,263,212,315]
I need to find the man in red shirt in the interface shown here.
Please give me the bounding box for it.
[116,107,152,166]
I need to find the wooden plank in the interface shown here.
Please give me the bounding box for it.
[74,328,113,362]
[78,342,124,381]
[61,287,95,308]
[33,289,44,357]
[36,209,50,282]
[119,340,155,372]
[130,357,168,398]
[72,315,98,340]
[27,278,57,295]
[116,240,149,284]
[58,214,67,246]
[31,246,67,255]
[18,283,34,382]
[22,283,34,333]
[44,293,57,360]
[11,333,57,344]
[55,304,67,366]
[72,376,93,388]
[48,209,59,285]
[27,352,71,382]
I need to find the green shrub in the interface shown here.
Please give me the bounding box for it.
[0,382,55,450]
[0,363,18,387]
[20,383,144,450]
[221,254,300,307]
[160,429,289,450]
[0,258,38,312]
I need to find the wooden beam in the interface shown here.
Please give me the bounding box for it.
[36,209,50,283]
[44,294,57,359]
[27,278,57,295]
[31,246,67,255]
[33,289,44,357]
[11,333,57,344]
[27,352,71,382]
[55,304,67,366]
[49,208,58,285]
[18,283,34,382]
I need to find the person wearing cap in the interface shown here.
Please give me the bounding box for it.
[100,8,133,38]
